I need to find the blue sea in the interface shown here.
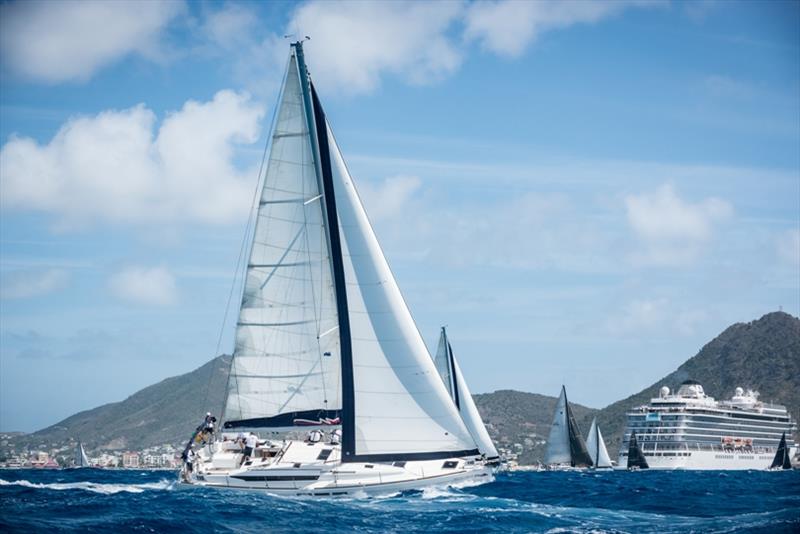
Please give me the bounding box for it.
[1,468,798,533]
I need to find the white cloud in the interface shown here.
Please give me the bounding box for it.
[0,268,69,299]
[0,0,183,83]
[0,90,264,226]
[605,298,710,336]
[286,1,463,93]
[108,266,177,306]
[358,175,422,222]
[625,184,732,266]
[464,0,653,57]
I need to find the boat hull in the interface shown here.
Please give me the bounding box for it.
[615,446,798,470]
[181,439,494,496]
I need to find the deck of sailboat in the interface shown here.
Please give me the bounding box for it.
[184,439,491,496]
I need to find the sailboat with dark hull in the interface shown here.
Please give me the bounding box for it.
[544,386,593,468]
[626,433,649,470]
[769,432,792,470]
[180,42,493,495]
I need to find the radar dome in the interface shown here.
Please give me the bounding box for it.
[735,387,744,396]
[660,386,670,398]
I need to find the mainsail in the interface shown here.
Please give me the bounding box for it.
[626,432,649,469]
[544,386,593,467]
[585,418,612,468]
[223,42,477,463]
[75,443,90,467]
[770,432,792,470]
[433,327,500,460]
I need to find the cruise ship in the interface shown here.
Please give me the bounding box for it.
[618,380,797,470]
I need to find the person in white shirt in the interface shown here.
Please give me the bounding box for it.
[307,429,323,443]
[330,428,341,445]
[241,432,258,466]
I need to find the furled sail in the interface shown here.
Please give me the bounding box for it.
[434,328,500,460]
[626,432,649,469]
[223,48,341,430]
[585,418,612,468]
[770,432,791,470]
[545,386,593,467]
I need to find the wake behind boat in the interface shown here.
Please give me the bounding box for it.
[179,41,494,496]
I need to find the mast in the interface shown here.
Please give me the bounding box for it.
[293,41,355,459]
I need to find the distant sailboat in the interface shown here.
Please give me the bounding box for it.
[75,443,90,468]
[626,432,649,470]
[585,418,612,469]
[433,327,500,464]
[544,386,592,468]
[180,41,493,496]
[769,432,792,470]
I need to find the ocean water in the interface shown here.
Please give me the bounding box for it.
[1,468,798,533]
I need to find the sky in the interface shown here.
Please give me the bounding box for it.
[1,0,798,433]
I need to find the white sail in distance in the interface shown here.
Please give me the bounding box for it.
[223,50,341,429]
[545,387,571,465]
[434,328,499,460]
[585,418,612,468]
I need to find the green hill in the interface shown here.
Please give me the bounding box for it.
[11,356,230,453]
[473,389,596,464]
[7,312,797,465]
[580,311,800,458]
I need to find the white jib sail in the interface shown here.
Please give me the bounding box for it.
[224,51,341,425]
[585,418,612,468]
[327,125,477,457]
[544,386,571,465]
[435,331,500,460]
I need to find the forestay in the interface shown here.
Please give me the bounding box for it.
[224,52,341,429]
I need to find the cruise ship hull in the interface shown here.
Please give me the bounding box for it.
[617,446,798,470]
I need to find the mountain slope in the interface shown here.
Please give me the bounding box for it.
[582,311,800,457]
[473,389,597,464]
[14,356,230,452]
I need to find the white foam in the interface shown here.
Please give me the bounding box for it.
[0,478,175,495]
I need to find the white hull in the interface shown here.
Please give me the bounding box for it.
[616,446,798,470]
[181,439,493,496]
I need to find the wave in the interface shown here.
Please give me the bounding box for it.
[0,478,175,495]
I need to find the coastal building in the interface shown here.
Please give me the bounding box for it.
[122,451,140,468]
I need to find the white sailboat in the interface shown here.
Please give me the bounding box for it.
[75,442,90,468]
[544,385,593,468]
[585,418,612,469]
[433,327,500,464]
[181,41,493,496]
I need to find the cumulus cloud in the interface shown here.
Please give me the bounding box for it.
[358,175,422,222]
[108,266,178,306]
[0,0,183,83]
[625,184,732,266]
[286,1,463,93]
[0,268,69,299]
[0,90,264,226]
[464,0,653,57]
